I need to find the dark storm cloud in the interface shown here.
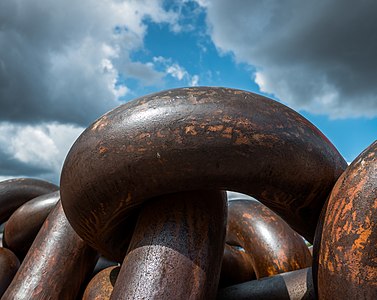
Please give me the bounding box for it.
[0,152,50,177]
[202,0,377,118]
[0,0,177,182]
[0,0,174,126]
[0,121,84,184]
[0,1,121,126]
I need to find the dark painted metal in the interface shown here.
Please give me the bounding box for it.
[82,266,120,300]
[0,178,58,224]
[2,201,98,300]
[219,243,256,288]
[0,247,20,297]
[60,87,346,261]
[217,267,315,300]
[3,191,60,259]
[225,199,312,279]
[110,190,227,299]
[317,140,377,299]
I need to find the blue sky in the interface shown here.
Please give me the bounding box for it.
[0,0,376,183]
[118,1,376,163]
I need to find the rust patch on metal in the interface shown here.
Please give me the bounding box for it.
[99,146,108,154]
[137,132,151,140]
[92,116,109,131]
[208,125,225,132]
[221,127,233,139]
[82,266,120,300]
[317,140,377,299]
[185,125,198,135]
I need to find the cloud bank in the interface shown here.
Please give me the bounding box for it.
[0,0,180,183]
[1,0,375,184]
[200,0,377,118]
[0,122,84,182]
[0,0,177,126]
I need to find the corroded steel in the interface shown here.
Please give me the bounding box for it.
[3,191,60,258]
[2,201,98,300]
[0,178,58,224]
[110,190,227,299]
[60,87,346,261]
[217,267,315,300]
[225,199,312,279]
[0,247,20,297]
[317,140,377,299]
[82,266,120,300]
[219,243,255,288]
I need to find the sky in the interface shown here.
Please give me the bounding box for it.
[0,0,376,185]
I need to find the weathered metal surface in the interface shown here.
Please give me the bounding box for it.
[219,243,255,288]
[110,190,227,299]
[2,201,98,300]
[220,194,256,288]
[0,178,58,224]
[217,267,315,300]
[3,191,60,259]
[0,247,20,297]
[317,140,377,299]
[60,87,346,261]
[82,266,120,300]
[225,199,312,279]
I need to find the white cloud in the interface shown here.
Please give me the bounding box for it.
[203,0,377,118]
[154,56,200,86]
[0,176,19,182]
[167,64,187,81]
[190,75,200,86]
[0,1,196,181]
[121,60,164,86]
[0,0,178,125]
[166,63,199,86]
[0,122,84,183]
[10,128,59,169]
[194,0,210,7]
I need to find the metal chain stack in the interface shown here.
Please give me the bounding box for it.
[0,87,375,299]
